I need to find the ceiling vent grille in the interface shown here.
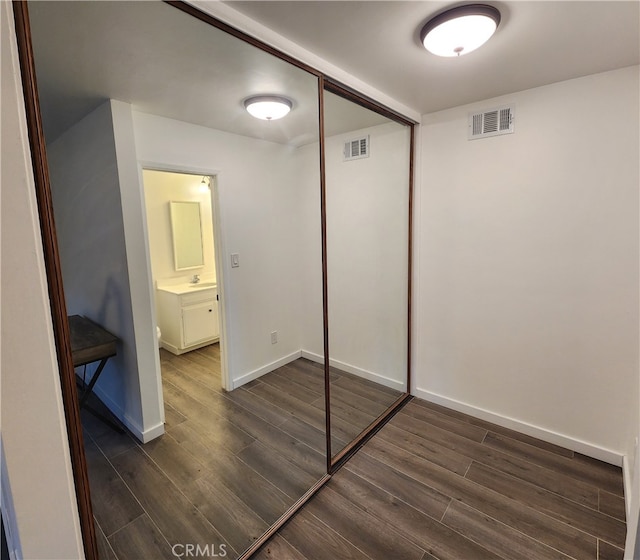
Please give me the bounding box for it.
[468,105,514,140]
[344,135,370,161]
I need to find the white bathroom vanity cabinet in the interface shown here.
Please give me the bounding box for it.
[156,283,219,355]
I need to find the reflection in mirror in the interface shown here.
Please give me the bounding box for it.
[28,1,324,558]
[324,89,411,460]
[170,201,205,270]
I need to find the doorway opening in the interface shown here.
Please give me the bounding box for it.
[141,168,229,391]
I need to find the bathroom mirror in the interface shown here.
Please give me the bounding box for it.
[323,87,412,463]
[170,201,204,270]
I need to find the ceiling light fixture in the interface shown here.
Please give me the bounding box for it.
[244,95,292,120]
[420,4,501,57]
[199,176,210,191]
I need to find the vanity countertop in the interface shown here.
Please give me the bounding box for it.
[157,282,217,295]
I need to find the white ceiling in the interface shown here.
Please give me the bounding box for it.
[229,1,640,115]
[29,1,639,144]
[29,1,318,145]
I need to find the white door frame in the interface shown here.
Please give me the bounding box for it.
[208,173,232,391]
[138,162,232,391]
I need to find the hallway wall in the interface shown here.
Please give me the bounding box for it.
[133,111,309,388]
[47,101,164,443]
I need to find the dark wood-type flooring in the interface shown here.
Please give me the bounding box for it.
[82,344,399,559]
[82,344,626,560]
[257,400,626,560]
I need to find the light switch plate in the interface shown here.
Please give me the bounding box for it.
[231,253,240,268]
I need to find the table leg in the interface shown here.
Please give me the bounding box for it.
[76,357,126,434]
[78,357,109,407]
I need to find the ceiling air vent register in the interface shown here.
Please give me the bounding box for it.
[468,105,514,140]
[344,135,370,161]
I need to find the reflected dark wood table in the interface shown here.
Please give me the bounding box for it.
[68,315,123,432]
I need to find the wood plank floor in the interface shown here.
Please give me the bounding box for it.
[256,399,626,560]
[83,344,399,559]
[82,344,626,560]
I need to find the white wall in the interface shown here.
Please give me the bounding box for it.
[111,101,165,442]
[417,67,639,469]
[47,100,164,443]
[294,141,324,361]
[143,170,216,286]
[0,4,84,557]
[325,122,410,390]
[133,111,313,387]
[293,122,411,392]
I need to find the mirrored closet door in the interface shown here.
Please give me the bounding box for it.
[322,86,413,465]
[26,1,325,558]
[18,1,414,558]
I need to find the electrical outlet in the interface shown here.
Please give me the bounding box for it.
[271,331,278,344]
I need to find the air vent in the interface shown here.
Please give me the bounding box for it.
[344,135,370,161]
[468,105,514,140]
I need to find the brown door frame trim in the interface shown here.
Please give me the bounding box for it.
[13,1,416,557]
[323,78,416,127]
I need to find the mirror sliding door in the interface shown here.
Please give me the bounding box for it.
[323,84,414,468]
[25,1,326,558]
[16,0,414,557]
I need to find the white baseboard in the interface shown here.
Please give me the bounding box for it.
[160,338,219,355]
[414,388,624,467]
[92,386,165,443]
[301,350,406,392]
[232,351,302,389]
[160,340,180,354]
[231,349,406,392]
[300,350,323,365]
[622,453,638,558]
[139,422,166,443]
[300,350,323,364]
[623,454,632,519]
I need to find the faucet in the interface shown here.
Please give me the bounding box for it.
[191,274,200,284]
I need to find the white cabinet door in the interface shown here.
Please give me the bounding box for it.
[182,300,217,347]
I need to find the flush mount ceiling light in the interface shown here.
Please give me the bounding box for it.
[199,176,210,191]
[420,4,501,57]
[244,95,292,120]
